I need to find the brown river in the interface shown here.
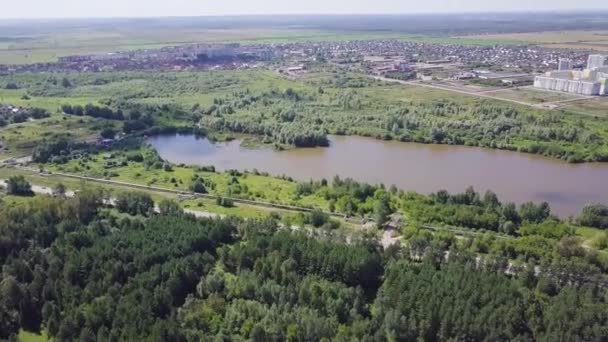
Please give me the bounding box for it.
[148,134,608,217]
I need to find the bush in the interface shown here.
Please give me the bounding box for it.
[158,199,183,216]
[115,192,154,216]
[577,204,608,229]
[32,138,70,163]
[100,128,116,139]
[5,175,33,196]
[191,179,207,194]
[306,209,329,227]
[593,232,608,250]
[518,220,575,240]
[126,152,144,163]
[519,202,551,223]
[216,196,234,208]
[196,165,216,173]
[5,82,19,89]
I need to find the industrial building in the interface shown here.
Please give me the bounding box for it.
[534,55,608,96]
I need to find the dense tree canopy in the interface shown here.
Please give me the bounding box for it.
[0,191,607,341]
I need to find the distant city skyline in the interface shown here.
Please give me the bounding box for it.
[2,0,608,19]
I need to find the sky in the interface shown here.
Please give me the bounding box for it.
[1,0,607,19]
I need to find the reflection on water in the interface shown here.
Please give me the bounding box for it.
[148,134,608,217]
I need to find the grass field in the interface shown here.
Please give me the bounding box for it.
[458,30,608,51]
[487,87,585,104]
[0,115,116,157]
[0,85,114,156]
[42,147,330,210]
[0,167,176,202]
[560,97,608,117]
[0,166,304,219]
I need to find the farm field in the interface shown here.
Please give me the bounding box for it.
[0,28,330,64]
[3,13,608,65]
[458,30,608,51]
[0,26,519,65]
[0,28,358,64]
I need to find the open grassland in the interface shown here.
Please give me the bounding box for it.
[0,84,113,156]
[0,166,293,219]
[0,115,118,157]
[459,30,608,51]
[487,87,586,104]
[0,116,107,155]
[41,148,331,211]
[0,167,175,203]
[560,97,608,117]
[181,197,280,219]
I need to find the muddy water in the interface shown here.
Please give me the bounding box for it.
[148,134,608,217]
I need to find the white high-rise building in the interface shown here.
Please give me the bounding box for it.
[558,58,573,71]
[534,54,608,96]
[588,55,607,70]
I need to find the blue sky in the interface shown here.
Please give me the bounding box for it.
[2,0,607,19]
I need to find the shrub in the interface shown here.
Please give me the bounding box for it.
[306,209,329,227]
[5,175,33,196]
[191,179,207,194]
[115,192,154,216]
[577,204,608,229]
[216,196,234,208]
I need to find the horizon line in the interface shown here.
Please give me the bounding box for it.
[1,8,607,21]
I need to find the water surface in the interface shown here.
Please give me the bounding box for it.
[148,134,608,217]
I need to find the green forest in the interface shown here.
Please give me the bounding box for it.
[0,191,607,341]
